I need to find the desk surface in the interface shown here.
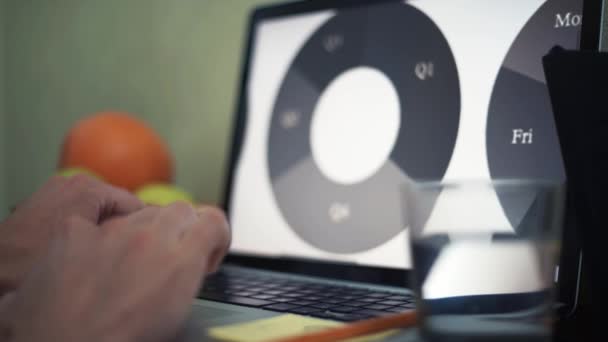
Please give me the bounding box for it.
[176,304,590,342]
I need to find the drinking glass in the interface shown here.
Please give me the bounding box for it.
[404,179,565,342]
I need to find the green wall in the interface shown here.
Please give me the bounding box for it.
[3,0,277,208]
[1,0,6,219]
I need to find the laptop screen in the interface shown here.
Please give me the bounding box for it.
[228,0,583,270]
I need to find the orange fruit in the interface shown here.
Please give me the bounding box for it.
[59,111,173,191]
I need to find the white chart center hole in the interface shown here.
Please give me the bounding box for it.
[311,67,401,185]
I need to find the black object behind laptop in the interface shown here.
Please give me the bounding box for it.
[198,0,602,322]
[544,45,608,335]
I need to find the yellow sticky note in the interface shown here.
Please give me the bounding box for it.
[208,314,396,342]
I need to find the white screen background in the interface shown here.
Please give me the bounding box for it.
[229,0,549,269]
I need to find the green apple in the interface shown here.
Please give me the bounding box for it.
[57,167,103,180]
[135,184,195,206]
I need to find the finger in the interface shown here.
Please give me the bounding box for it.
[41,175,71,201]
[159,202,198,237]
[10,176,67,213]
[182,206,230,274]
[198,206,231,256]
[60,215,100,246]
[67,175,144,223]
[171,221,219,304]
[92,181,144,220]
[98,207,164,270]
[100,206,160,234]
[41,175,69,193]
[200,207,230,273]
[98,184,144,219]
[101,204,190,250]
[34,215,102,283]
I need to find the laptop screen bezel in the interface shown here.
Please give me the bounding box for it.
[220,0,602,314]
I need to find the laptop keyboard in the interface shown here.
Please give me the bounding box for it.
[199,269,415,322]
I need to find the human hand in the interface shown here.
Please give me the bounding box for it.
[0,175,143,292]
[0,203,230,342]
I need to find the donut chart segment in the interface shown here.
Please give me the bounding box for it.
[487,0,581,231]
[364,3,460,180]
[273,159,406,253]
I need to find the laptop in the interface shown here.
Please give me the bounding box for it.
[193,0,602,332]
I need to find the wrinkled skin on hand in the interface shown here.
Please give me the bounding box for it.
[1,203,230,342]
[0,175,144,292]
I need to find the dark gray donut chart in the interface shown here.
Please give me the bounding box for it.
[487,0,581,232]
[268,3,460,253]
